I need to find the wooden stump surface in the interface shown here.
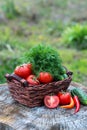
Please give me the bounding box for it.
[0,82,87,130]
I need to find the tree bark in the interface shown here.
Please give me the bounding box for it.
[0,123,13,130]
[0,82,87,130]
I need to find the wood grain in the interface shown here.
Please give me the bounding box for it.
[0,82,87,130]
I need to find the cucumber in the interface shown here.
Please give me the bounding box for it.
[63,74,68,79]
[71,87,87,105]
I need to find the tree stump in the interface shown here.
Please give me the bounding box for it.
[0,82,87,130]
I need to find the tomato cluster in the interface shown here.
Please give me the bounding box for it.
[14,63,53,85]
[44,92,71,109]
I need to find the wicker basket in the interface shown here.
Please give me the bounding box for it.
[5,71,73,108]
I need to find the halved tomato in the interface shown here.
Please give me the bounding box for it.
[44,95,59,109]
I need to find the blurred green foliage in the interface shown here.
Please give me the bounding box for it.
[2,0,20,19]
[0,0,87,85]
[62,24,87,50]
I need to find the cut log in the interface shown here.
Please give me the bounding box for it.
[0,82,87,130]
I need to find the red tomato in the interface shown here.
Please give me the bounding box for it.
[27,75,40,85]
[14,63,32,79]
[44,95,59,109]
[58,92,71,105]
[38,72,53,83]
[26,63,32,74]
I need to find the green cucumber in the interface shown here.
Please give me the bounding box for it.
[71,87,87,105]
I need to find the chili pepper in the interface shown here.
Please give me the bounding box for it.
[60,97,74,109]
[71,91,80,113]
[73,95,80,113]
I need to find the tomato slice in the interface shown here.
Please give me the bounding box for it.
[44,95,59,109]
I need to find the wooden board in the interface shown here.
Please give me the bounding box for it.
[0,82,87,130]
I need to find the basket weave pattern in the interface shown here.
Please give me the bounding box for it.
[6,72,72,107]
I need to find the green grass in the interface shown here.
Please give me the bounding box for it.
[61,24,87,50]
[59,49,87,84]
[2,0,20,19]
[0,0,87,86]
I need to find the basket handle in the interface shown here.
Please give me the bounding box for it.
[63,66,73,77]
[5,73,28,87]
[67,71,73,77]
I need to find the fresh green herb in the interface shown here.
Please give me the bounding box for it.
[19,44,67,81]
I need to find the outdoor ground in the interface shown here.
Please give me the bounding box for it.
[0,0,87,85]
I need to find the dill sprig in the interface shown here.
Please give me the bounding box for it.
[19,44,67,81]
